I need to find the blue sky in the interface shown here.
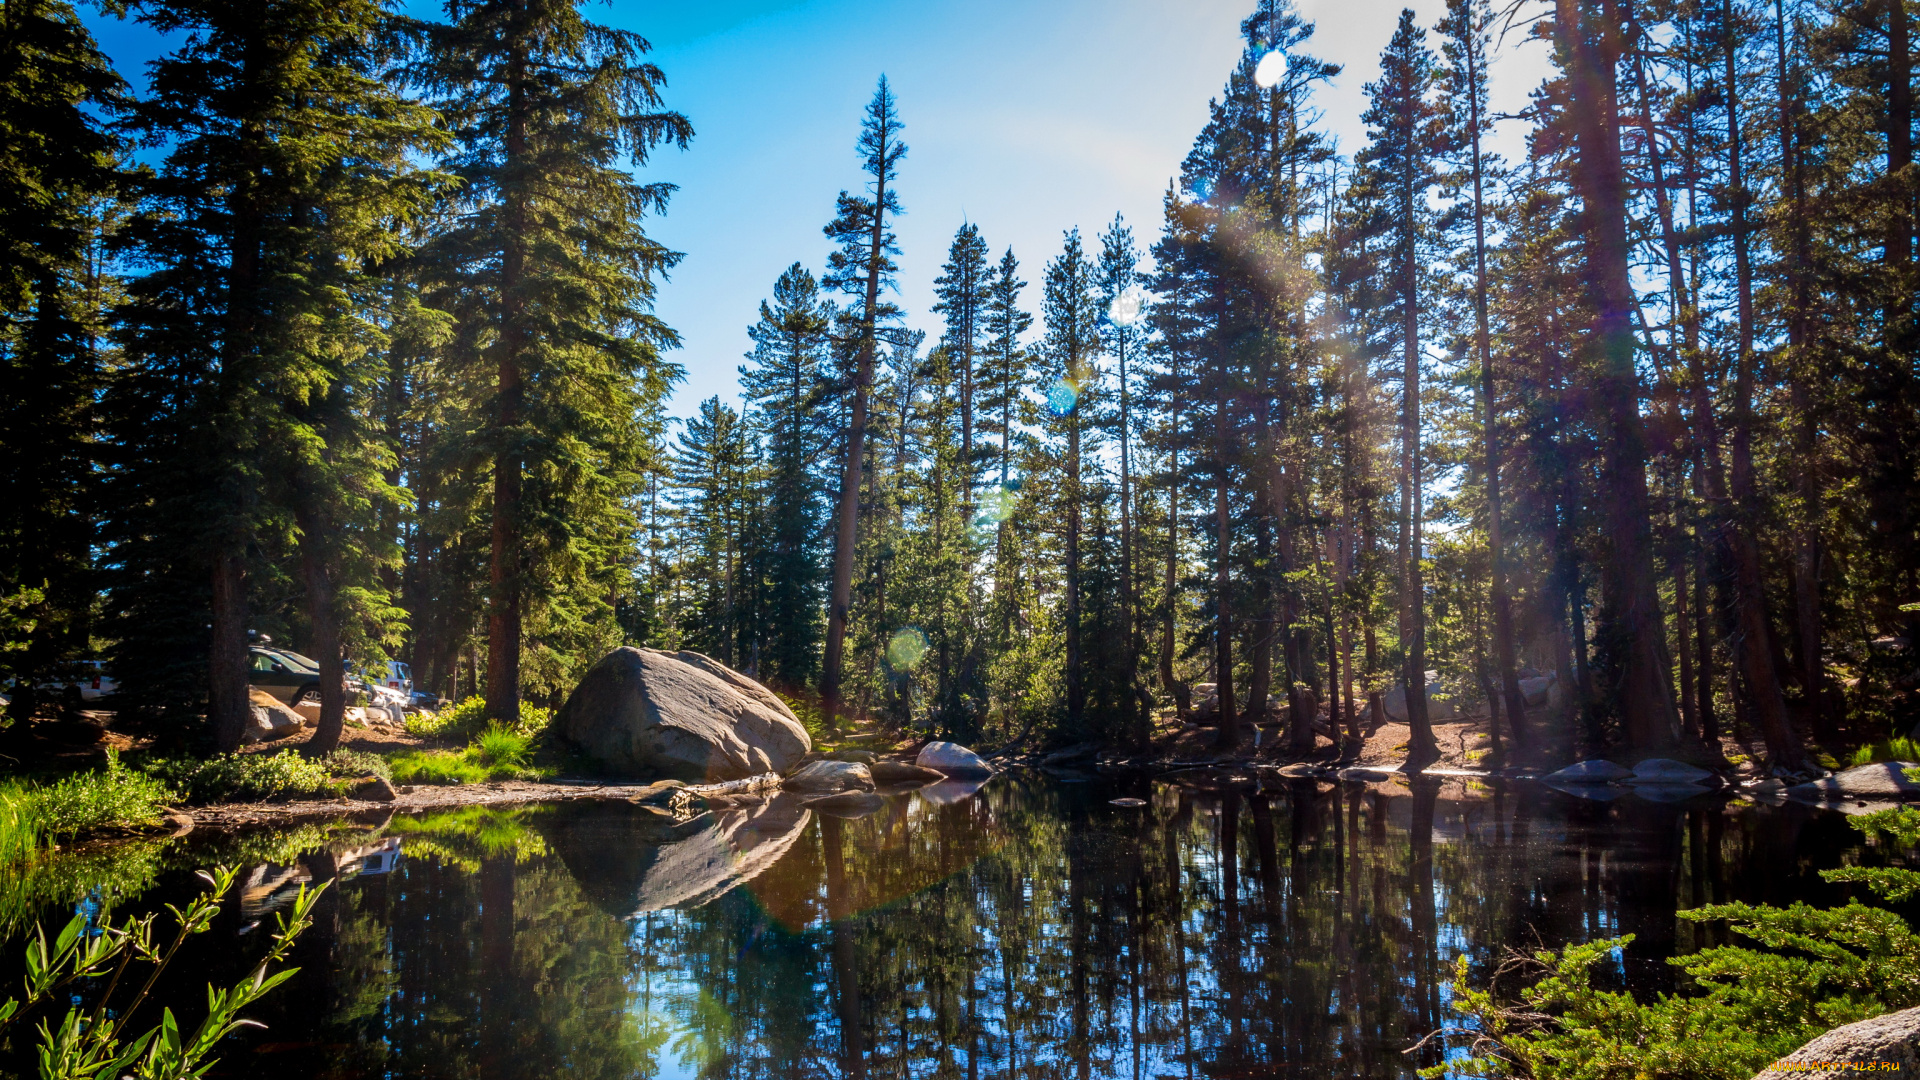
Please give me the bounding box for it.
[82,0,1552,420]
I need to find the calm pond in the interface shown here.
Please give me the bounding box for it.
[0,773,1893,1078]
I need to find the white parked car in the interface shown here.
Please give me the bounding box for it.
[361,660,413,698]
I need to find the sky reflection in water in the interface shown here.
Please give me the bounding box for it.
[5,774,1886,1080]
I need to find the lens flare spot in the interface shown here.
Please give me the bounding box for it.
[886,627,929,672]
[1108,285,1148,327]
[1254,49,1287,89]
[980,485,1016,523]
[1046,379,1080,416]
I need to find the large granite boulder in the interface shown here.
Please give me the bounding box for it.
[552,647,811,782]
[1629,758,1717,786]
[1753,1007,1920,1079]
[1788,762,1920,803]
[916,741,994,778]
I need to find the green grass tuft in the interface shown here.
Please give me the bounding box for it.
[389,750,489,785]
[1848,736,1920,767]
[405,696,552,741]
[470,722,531,768]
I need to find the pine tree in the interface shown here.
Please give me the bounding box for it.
[671,397,751,665]
[1040,229,1101,730]
[932,222,991,493]
[1355,8,1445,769]
[415,0,689,723]
[1438,0,1528,750]
[740,262,833,689]
[821,77,906,731]
[1095,214,1145,684]
[109,0,443,750]
[0,0,121,723]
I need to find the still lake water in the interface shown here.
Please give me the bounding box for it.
[0,772,1895,1079]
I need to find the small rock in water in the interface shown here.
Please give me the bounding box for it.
[820,749,878,765]
[915,741,994,778]
[870,760,945,786]
[1628,758,1716,786]
[783,759,875,794]
[1545,759,1633,784]
[1110,797,1148,807]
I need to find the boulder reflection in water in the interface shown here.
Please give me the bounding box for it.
[544,794,812,916]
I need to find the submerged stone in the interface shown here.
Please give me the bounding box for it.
[1545,759,1633,784]
[1628,758,1717,786]
[870,760,945,786]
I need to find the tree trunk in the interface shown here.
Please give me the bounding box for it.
[1721,0,1805,768]
[1066,414,1084,728]
[1213,361,1236,750]
[486,39,529,727]
[1400,221,1437,770]
[209,552,250,753]
[823,129,894,734]
[1556,0,1684,752]
[297,497,348,756]
[1466,23,1528,748]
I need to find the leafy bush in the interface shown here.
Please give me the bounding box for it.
[146,750,336,804]
[1847,736,1920,767]
[319,748,390,781]
[405,697,551,741]
[1432,806,1920,1079]
[32,751,176,838]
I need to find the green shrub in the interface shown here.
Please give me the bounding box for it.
[405,697,551,741]
[319,748,390,781]
[145,750,336,804]
[32,751,176,838]
[1847,736,1920,767]
[1432,806,1920,1079]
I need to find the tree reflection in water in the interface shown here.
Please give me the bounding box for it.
[16,774,1881,1079]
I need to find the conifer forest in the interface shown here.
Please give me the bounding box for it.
[2,0,1917,776]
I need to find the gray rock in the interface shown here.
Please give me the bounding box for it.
[1110,797,1148,807]
[819,749,878,764]
[1382,682,1460,723]
[1518,675,1556,706]
[1337,767,1399,782]
[1041,742,1103,766]
[1753,1006,1920,1080]
[1546,759,1633,784]
[915,741,994,778]
[870,760,945,786]
[161,811,194,837]
[1787,762,1920,803]
[1629,758,1717,786]
[243,689,304,743]
[551,647,811,782]
[782,759,875,794]
[351,776,398,802]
